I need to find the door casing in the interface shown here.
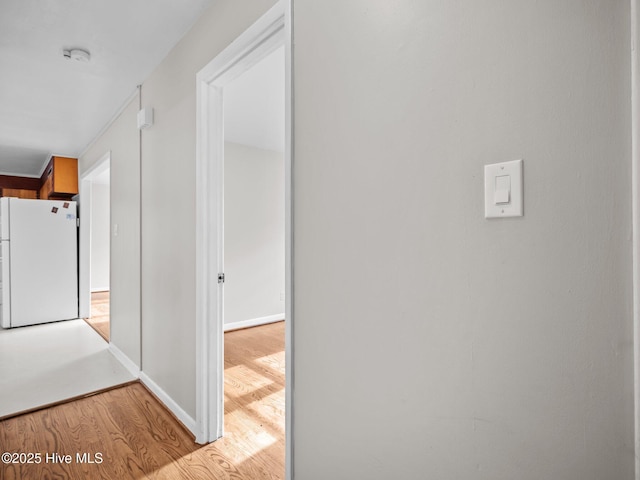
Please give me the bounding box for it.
[194,5,293,480]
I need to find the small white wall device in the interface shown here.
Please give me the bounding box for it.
[137,107,154,130]
[63,49,90,63]
[484,159,523,218]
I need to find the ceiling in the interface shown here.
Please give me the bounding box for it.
[85,45,284,190]
[0,0,215,178]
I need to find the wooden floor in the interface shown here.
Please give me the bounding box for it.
[0,321,285,480]
[85,291,110,342]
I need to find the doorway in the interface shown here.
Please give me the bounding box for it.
[221,43,286,468]
[223,46,285,333]
[194,3,292,468]
[79,152,111,342]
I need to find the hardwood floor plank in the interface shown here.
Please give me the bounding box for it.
[0,322,285,480]
[85,291,110,341]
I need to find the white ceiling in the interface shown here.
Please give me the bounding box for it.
[0,0,215,177]
[224,46,285,153]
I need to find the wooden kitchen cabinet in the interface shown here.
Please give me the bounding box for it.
[0,188,38,199]
[39,175,52,199]
[39,156,78,200]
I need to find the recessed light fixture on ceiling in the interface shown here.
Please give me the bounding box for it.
[63,49,91,63]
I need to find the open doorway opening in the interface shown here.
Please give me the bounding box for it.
[86,170,110,341]
[79,154,111,342]
[223,46,285,333]
[222,44,285,470]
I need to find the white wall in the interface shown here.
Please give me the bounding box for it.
[224,46,285,152]
[79,97,140,368]
[224,142,284,326]
[90,182,110,292]
[292,1,634,479]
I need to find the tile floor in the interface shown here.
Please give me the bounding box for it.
[0,319,134,418]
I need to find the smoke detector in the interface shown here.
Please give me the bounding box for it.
[63,49,90,63]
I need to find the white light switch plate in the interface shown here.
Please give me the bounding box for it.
[484,159,523,218]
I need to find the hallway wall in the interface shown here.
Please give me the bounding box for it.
[291,1,634,479]
[79,97,140,369]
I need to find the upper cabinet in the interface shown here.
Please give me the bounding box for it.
[39,156,78,200]
[0,188,38,199]
[0,174,41,199]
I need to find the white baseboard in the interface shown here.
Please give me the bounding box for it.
[109,345,197,439]
[91,287,110,293]
[139,372,198,437]
[109,343,140,378]
[224,313,285,332]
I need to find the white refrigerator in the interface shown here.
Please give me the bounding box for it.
[0,197,79,328]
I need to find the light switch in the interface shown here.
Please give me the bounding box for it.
[494,175,511,204]
[484,159,523,218]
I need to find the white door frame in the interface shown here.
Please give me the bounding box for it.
[78,150,111,320]
[195,4,292,477]
[632,1,640,477]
